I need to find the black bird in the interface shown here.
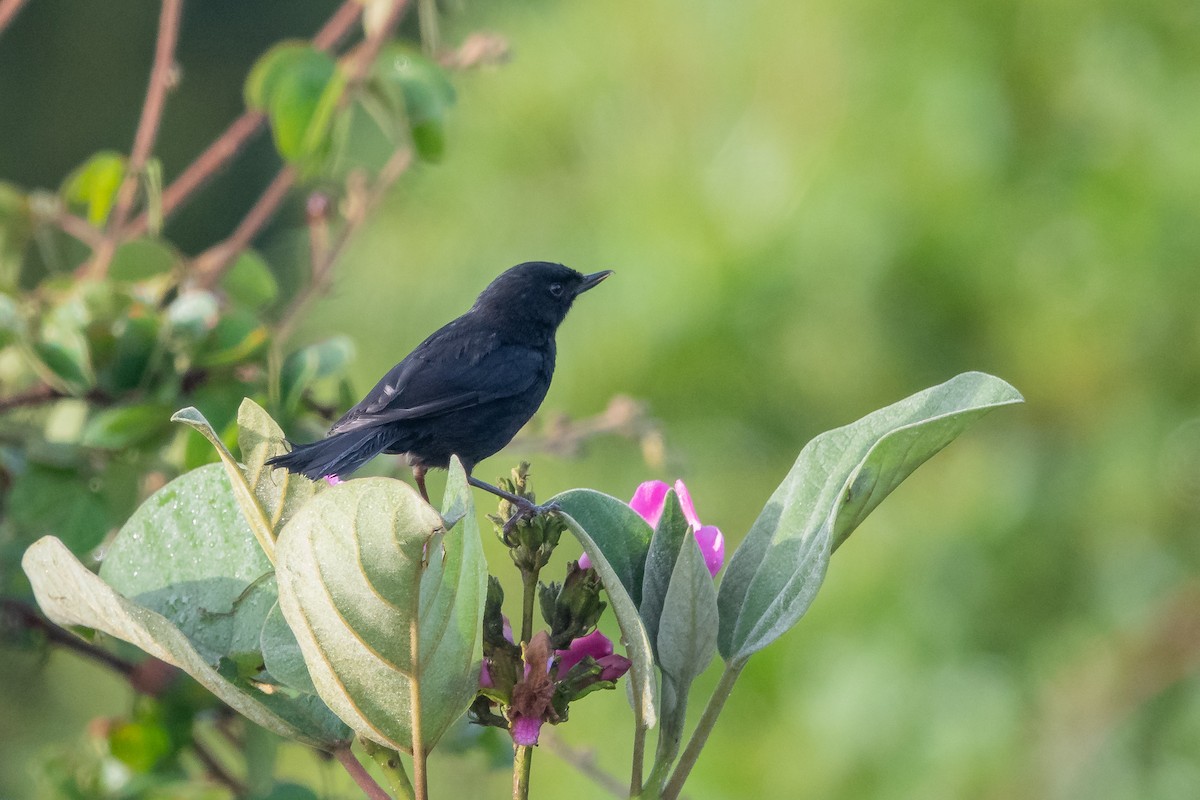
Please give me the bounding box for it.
[267,261,612,512]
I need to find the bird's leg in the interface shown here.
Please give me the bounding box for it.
[467,475,559,531]
[412,465,430,504]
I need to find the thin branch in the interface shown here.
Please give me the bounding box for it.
[0,0,30,40]
[630,724,646,797]
[190,0,412,290]
[333,746,392,800]
[120,0,365,241]
[124,110,265,242]
[0,383,62,414]
[661,661,745,800]
[348,0,410,85]
[1,598,138,677]
[540,730,626,799]
[54,210,106,248]
[191,737,248,797]
[361,738,416,800]
[88,0,184,279]
[513,744,532,800]
[509,394,667,468]
[192,165,297,288]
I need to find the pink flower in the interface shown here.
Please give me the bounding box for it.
[555,630,631,682]
[324,474,343,486]
[509,633,556,746]
[577,480,725,576]
[479,659,494,688]
[511,715,543,746]
[633,480,725,577]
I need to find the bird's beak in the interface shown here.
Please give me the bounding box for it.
[577,270,614,294]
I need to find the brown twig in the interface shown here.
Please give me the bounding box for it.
[0,0,30,39]
[0,383,63,414]
[192,165,298,288]
[190,0,412,290]
[1,598,138,677]
[333,746,393,800]
[87,0,184,279]
[509,395,667,468]
[191,736,249,797]
[120,0,365,242]
[54,209,106,248]
[540,729,626,799]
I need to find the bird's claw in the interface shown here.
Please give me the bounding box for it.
[502,500,561,534]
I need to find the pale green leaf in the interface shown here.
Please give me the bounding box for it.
[275,458,485,754]
[237,397,325,535]
[172,407,276,563]
[554,492,658,731]
[717,372,1023,663]
[25,535,348,749]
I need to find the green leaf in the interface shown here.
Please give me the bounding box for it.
[274,458,485,754]
[81,403,172,449]
[245,42,317,110]
[657,534,718,685]
[553,492,658,731]
[638,490,691,660]
[25,535,349,749]
[552,489,653,605]
[717,372,1023,664]
[653,533,719,775]
[247,44,339,164]
[279,336,355,413]
[237,397,325,536]
[34,318,94,393]
[221,250,279,310]
[107,310,160,392]
[261,601,317,694]
[172,407,277,563]
[7,465,110,554]
[62,151,126,226]
[109,237,179,282]
[372,45,456,161]
[99,464,271,654]
[195,309,269,368]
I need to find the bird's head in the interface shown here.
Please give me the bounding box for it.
[473,261,613,333]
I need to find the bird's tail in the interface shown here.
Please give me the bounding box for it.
[266,427,393,481]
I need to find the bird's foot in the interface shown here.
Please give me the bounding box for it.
[502,499,561,535]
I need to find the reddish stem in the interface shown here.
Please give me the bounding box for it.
[120,0,365,242]
[88,0,184,278]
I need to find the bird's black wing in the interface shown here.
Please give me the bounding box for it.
[328,323,548,435]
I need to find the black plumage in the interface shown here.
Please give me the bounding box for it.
[267,262,611,499]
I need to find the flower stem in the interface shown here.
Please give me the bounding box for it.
[660,660,745,800]
[513,743,534,800]
[630,723,647,796]
[361,739,416,800]
[520,568,539,644]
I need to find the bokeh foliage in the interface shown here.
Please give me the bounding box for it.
[3,0,1200,798]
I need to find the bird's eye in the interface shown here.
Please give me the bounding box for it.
[548,283,564,297]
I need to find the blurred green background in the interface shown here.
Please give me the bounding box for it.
[3,0,1200,798]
